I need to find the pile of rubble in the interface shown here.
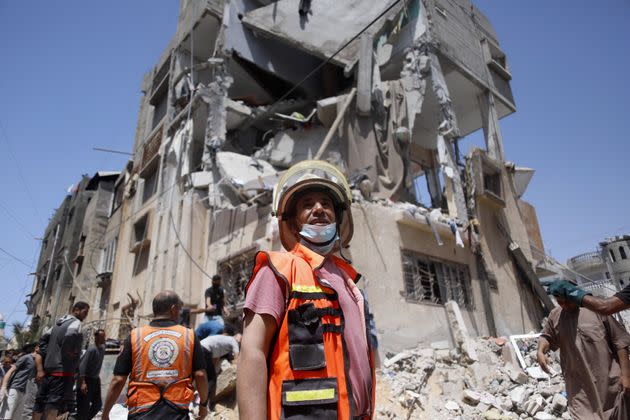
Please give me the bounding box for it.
[377,336,567,420]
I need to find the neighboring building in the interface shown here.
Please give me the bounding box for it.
[71,172,119,325]
[28,176,92,325]
[29,0,554,352]
[566,251,613,298]
[27,173,117,329]
[600,235,630,290]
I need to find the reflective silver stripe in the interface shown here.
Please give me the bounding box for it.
[184,327,190,376]
[134,328,142,379]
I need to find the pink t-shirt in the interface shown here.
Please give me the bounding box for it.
[244,260,372,416]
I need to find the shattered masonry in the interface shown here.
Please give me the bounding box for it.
[29,0,552,366]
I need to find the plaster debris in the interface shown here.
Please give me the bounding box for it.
[378,334,566,419]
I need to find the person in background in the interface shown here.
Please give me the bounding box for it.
[199,323,241,409]
[76,329,106,420]
[190,275,226,339]
[0,343,42,420]
[33,301,90,420]
[101,290,208,420]
[537,293,630,419]
[0,357,12,387]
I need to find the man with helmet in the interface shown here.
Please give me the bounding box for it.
[237,160,375,420]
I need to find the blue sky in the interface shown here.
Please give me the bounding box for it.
[0,1,628,330]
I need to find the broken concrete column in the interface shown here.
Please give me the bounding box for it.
[399,40,430,135]
[356,34,373,116]
[428,51,459,139]
[444,300,478,363]
[437,136,468,222]
[200,59,233,170]
[478,91,506,162]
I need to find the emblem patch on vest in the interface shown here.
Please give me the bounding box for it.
[148,337,179,368]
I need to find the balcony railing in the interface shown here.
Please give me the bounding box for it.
[568,251,603,269]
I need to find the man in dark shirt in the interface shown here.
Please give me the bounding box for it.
[548,279,630,316]
[76,329,106,420]
[33,301,90,420]
[101,291,208,420]
[190,275,226,339]
[0,343,41,419]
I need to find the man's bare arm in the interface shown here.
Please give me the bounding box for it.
[101,374,127,420]
[536,336,552,374]
[189,296,216,315]
[193,369,209,419]
[237,312,278,420]
[582,295,629,316]
[1,365,16,388]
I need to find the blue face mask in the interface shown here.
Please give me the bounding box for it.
[299,223,339,255]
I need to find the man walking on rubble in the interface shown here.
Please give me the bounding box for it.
[237,160,376,419]
[76,329,106,420]
[101,290,208,420]
[191,274,227,339]
[0,343,43,419]
[537,292,630,419]
[33,301,90,420]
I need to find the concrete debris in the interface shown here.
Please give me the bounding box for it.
[379,335,566,419]
[200,61,233,170]
[215,152,279,205]
[526,365,551,381]
[254,126,341,169]
[445,301,478,363]
[214,364,237,402]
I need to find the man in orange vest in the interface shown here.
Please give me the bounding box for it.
[237,160,375,420]
[101,290,208,420]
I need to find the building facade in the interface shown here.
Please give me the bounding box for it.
[29,0,553,353]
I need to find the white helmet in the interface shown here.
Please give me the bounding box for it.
[273,160,353,252]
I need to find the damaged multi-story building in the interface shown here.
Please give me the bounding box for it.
[28,0,555,354]
[27,172,119,330]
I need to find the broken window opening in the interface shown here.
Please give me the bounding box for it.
[605,271,610,279]
[619,246,627,260]
[110,181,124,216]
[217,247,258,308]
[402,250,473,309]
[150,57,170,130]
[412,173,431,209]
[609,249,617,263]
[131,214,150,253]
[483,171,501,198]
[100,237,118,274]
[141,162,159,204]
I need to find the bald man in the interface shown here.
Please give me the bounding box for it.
[102,291,208,420]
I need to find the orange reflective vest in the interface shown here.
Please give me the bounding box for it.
[246,243,375,420]
[127,324,195,415]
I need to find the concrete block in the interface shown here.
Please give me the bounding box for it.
[214,364,237,402]
[509,386,530,407]
[533,413,556,420]
[506,367,529,385]
[383,351,412,368]
[524,395,545,416]
[445,400,460,412]
[551,394,567,413]
[526,366,550,381]
[445,301,478,363]
[462,389,481,406]
[225,99,252,130]
[317,95,341,128]
[216,151,279,197]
